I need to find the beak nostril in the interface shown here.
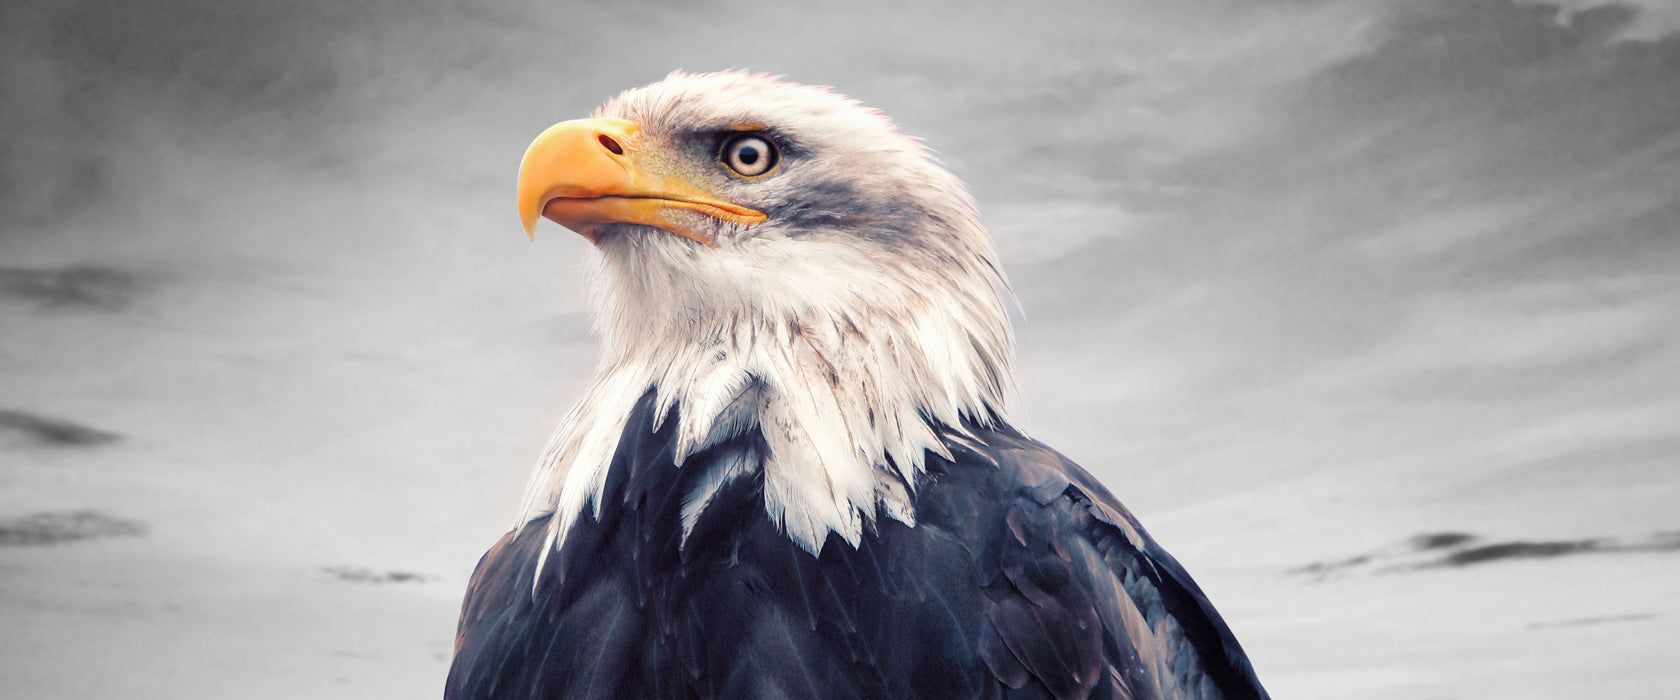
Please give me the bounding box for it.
[598,134,624,156]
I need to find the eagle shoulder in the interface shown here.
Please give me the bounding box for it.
[953,427,1271,700]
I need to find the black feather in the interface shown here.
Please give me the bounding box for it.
[446,391,1269,700]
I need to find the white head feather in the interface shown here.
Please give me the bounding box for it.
[517,72,1016,556]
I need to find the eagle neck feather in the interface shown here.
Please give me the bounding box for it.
[519,222,1013,558]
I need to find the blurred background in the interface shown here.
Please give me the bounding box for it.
[2,0,1676,697]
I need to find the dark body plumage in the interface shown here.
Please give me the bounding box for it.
[446,392,1269,700]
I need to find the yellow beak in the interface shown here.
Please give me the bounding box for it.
[516,118,766,245]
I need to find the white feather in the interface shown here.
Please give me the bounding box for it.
[515,72,1017,558]
[679,444,758,543]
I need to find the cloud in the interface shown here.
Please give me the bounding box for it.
[1155,0,1680,229]
[0,265,144,311]
[1343,280,1674,401]
[1298,1,1680,178]
[1040,0,1680,330]
[0,0,361,228]
[0,511,144,545]
[1528,0,1680,39]
[1001,2,1680,533]
[0,409,123,448]
[1289,529,1680,578]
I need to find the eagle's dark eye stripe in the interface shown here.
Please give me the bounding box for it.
[721,134,778,177]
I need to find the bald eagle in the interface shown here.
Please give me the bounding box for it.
[446,72,1270,700]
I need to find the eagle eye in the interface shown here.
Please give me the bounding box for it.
[720,134,778,177]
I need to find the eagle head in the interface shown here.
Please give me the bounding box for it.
[514,72,1015,556]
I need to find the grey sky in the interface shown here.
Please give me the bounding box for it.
[2,0,1678,697]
